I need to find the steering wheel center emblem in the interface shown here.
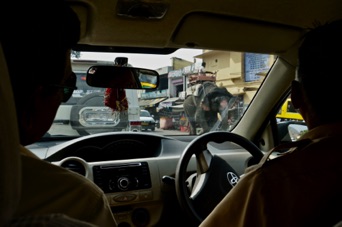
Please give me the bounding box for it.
[227,172,239,186]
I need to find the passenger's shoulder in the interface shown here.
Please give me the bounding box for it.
[20,155,100,191]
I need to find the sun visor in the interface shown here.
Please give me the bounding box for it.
[172,12,305,54]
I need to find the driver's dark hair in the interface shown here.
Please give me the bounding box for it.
[297,19,342,121]
[1,0,80,113]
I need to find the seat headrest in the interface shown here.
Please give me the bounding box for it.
[0,42,21,225]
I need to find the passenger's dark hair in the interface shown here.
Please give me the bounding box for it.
[0,0,80,112]
[297,19,342,121]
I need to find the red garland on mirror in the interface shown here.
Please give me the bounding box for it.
[104,88,128,111]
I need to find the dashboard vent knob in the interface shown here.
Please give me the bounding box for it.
[61,160,86,176]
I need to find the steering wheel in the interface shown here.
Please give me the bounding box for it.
[175,131,264,226]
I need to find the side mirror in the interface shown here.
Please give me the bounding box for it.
[288,123,308,141]
[277,120,307,142]
[86,65,159,90]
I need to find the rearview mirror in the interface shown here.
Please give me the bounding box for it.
[86,65,159,90]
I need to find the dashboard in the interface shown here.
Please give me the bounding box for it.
[27,132,253,227]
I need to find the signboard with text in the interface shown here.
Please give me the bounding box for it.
[244,53,271,82]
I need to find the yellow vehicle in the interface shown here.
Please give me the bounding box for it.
[276,98,304,121]
[141,81,157,89]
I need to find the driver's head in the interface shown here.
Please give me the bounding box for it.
[292,19,342,128]
[1,0,80,145]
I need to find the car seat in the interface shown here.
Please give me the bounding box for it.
[0,42,21,226]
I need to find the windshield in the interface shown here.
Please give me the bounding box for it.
[47,49,276,137]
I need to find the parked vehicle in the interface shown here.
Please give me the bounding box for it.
[276,98,304,122]
[140,110,156,131]
[51,59,142,136]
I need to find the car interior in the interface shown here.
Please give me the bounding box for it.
[0,42,22,227]
[1,0,342,226]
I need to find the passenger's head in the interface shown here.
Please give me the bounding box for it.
[1,0,80,145]
[292,19,342,128]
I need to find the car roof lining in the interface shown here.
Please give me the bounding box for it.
[171,12,306,55]
[68,0,342,67]
[72,4,305,51]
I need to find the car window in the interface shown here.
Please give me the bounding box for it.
[48,50,277,137]
[276,94,308,142]
[64,71,105,105]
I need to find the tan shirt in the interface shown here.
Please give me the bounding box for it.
[200,123,342,227]
[14,146,117,227]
